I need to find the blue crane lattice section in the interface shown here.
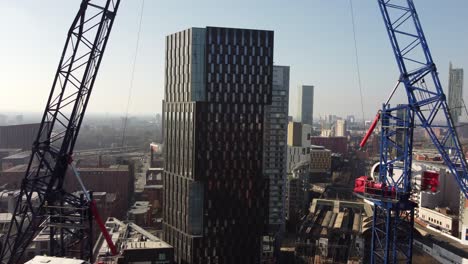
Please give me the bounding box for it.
[377,0,468,196]
[370,0,468,263]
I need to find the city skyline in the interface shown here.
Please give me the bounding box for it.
[0,0,467,120]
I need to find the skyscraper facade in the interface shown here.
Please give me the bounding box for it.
[448,63,464,124]
[163,27,274,264]
[296,85,314,126]
[262,66,289,258]
[335,119,347,137]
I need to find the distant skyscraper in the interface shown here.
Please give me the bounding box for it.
[335,119,347,137]
[296,85,314,126]
[262,65,289,256]
[346,115,355,124]
[448,62,464,124]
[163,27,274,263]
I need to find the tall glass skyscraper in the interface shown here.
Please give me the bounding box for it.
[296,85,314,126]
[163,26,274,264]
[448,62,464,124]
[261,65,289,261]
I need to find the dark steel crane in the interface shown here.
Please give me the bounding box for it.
[0,0,120,263]
[357,0,468,263]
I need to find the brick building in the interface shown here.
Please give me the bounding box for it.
[310,136,348,155]
[1,165,131,218]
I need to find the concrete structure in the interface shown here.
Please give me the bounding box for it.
[286,146,310,174]
[163,27,273,263]
[309,145,331,174]
[414,225,468,264]
[296,199,372,263]
[94,217,173,263]
[334,119,347,137]
[287,122,302,147]
[320,129,332,137]
[448,63,464,124]
[129,201,151,227]
[419,207,457,235]
[287,122,312,148]
[296,85,314,126]
[262,65,289,261]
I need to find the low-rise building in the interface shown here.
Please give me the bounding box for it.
[310,136,348,156]
[129,201,151,227]
[287,146,309,174]
[419,207,458,236]
[1,151,30,171]
[26,256,89,264]
[309,145,331,174]
[0,148,22,162]
[1,165,131,218]
[296,199,372,263]
[94,217,173,263]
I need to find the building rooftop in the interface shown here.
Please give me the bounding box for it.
[25,256,88,264]
[144,185,163,189]
[310,145,326,150]
[0,213,12,223]
[78,165,129,171]
[0,148,22,153]
[415,222,468,258]
[2,151,30,160]
[94,217,172,261]
[147,167,163,171]
[129,201,151,215]
[0,190,38,202]
[3,164,28,172]
[124,241,172,250]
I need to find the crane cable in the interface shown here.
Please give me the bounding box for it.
[122,0,145,147]
[349,0,366,124]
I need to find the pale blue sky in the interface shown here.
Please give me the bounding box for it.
[0,0,467,120]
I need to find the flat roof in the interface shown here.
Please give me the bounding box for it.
[124,241,172,250]
[0,213,12,223]
[144,185,163,189]
[3,164,28,172]
[25,256,88,264]
[2,151,30,160]
[416,222,468,258]
[78,165,129,172]
[147,167,163,171]
[0,148,22,152]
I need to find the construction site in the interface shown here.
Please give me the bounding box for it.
[0,0,467,263]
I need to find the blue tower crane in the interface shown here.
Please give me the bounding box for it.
[356,0,468,263]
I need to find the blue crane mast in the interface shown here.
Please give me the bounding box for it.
[356,0,468,263]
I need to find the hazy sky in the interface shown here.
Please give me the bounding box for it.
[0,0,467,120]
